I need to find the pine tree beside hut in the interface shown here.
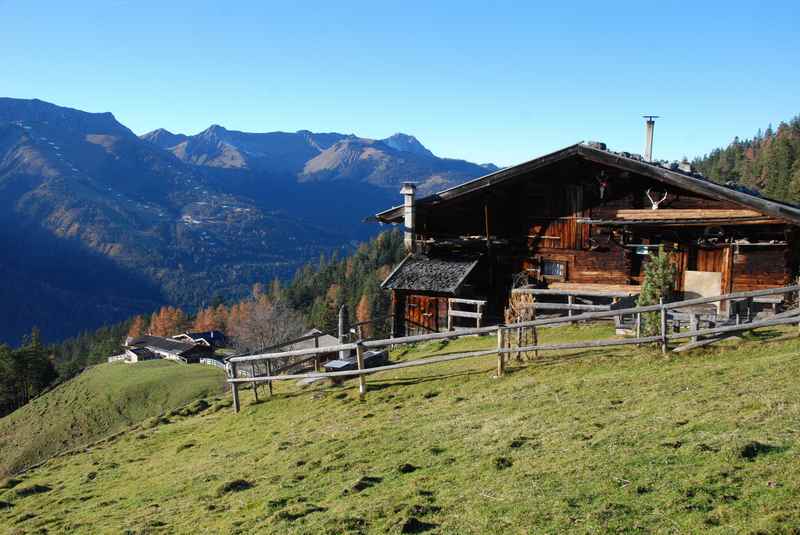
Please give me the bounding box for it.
[637,247,677,336]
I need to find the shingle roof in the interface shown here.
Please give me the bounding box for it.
[371,143,800,226]
[128,347,155,358]
[128,335,196,355]
[183,330,226,344]
[186,330,225,340]
[288,329,341,350]
[381,254,479,294]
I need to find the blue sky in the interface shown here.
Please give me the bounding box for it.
[1,0,797,166]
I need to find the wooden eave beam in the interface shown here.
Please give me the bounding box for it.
[580,217,782,226]
[607,208,767,219]
[577,145,800,226]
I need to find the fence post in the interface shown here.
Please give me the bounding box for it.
[313,334,320,372]
[447,299,452,331]
[690,313,698,344]
[659,298,667,354]
[356,341,367,399]
[532,298,540,359]
[266,359,273,396]
[567,296,574,324]
[496,327,505,377]
[251,362,259,402]
[231,362,240,413]
[338,305,349,360]
[635,312,641,341]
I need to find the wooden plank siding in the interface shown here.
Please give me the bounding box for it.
[522,247,631,285]
[732,248,793,291]
[405,295,441,334]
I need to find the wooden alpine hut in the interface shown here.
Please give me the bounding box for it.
[372,136,800,337]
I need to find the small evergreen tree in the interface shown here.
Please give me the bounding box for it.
[637,247,677,336]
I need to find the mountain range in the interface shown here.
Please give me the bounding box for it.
[0,97,496,344]
[140,125,497,191]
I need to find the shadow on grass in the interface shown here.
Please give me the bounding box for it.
[242,345,641,407]
[508,347,634,369]
[743,329,788,342]
[367,370,486,391]
[242,366,492,407]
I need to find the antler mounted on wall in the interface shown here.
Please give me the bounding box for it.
[646,188,668,210]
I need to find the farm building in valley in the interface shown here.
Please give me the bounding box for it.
[119,335,215,364]
[124,347,158,363]
[172,330,227,349]
[373,140,800,336]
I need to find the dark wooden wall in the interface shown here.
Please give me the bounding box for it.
[521,247,631,285]
[732,248,792,291]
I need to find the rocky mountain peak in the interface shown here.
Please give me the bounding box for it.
[198,124,228,139]
[381,133,434,158]
[140,128,188,149]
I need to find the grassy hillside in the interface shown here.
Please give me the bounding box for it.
[0,360,225,477]
[2,325,800,533]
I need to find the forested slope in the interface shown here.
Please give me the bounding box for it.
[693,115,800,203]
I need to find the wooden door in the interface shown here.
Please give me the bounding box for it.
[685,245,734,313]
[405,295,439,334]
[695,246,733,295]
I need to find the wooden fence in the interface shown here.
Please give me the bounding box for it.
[447,298,487,329]
[199,358,226,370]
[225,284,800,413]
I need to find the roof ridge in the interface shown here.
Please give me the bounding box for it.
[372,143,800,226]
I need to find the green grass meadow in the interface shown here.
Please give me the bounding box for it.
[0,360,225,478]
[2,325,800,533]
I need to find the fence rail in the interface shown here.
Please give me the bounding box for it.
[524,302,611,312]
[225,283,800,412]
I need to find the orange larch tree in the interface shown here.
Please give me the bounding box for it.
[355,293,372,338]
[127,315,146,338]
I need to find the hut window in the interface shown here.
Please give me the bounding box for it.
[541,259,567,280]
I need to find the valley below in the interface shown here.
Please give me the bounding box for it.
[0,98,494,345]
